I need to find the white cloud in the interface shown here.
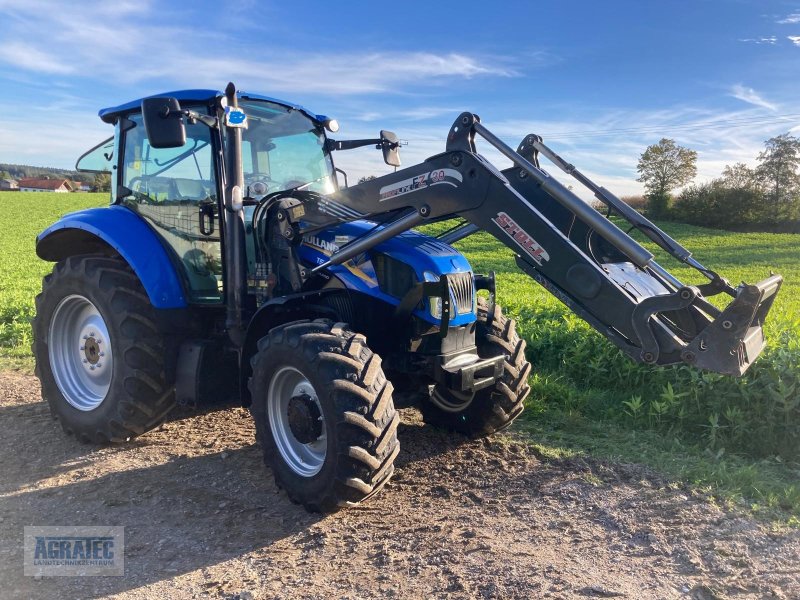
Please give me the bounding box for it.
[0,1,518,94]
[352,112,384,122]
[0,42,74,74]
[448,101,798,200]
[728,84,778,111]
[397,107,464,121]
[0,0,531,168]
[0,0,790,203]
[777,12,800,24]
[738,36,777,44]
[0,104,109,168]
[788,35,800,46]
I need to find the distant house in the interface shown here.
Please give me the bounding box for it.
[17,178,72,193]
[0,178,18,191]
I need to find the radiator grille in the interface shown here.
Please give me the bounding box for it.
[448,272,474,315]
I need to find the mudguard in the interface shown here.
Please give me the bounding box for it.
[36,205,187,309]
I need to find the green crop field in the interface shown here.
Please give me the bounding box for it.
[1,190,798,521]
[446,221,800,521]
[0,192,107,365]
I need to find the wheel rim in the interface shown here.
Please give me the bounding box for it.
[267,366,327,477]
[48,294,113,411]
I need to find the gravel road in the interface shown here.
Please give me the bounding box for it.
[1,371,797,599]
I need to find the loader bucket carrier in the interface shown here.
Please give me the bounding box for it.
[319,112,781,376]
[33,86,781,513]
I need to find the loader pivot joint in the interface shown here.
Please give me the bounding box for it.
[446,112,479,153]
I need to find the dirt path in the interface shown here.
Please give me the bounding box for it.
[0,371,797,599]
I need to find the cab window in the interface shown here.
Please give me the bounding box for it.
[120,112,222,304]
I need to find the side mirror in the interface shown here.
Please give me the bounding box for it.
[141,97,186,149]
[380,130,401,167]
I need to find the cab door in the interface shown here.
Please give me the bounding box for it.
[119,112,223,304]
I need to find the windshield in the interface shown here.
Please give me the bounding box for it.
[238,100,335,196]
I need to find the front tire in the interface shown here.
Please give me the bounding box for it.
[33,256,177,443]
[249,320,399,513]
[422,299,531,436]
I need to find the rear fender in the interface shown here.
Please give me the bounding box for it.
[36,205,187,309]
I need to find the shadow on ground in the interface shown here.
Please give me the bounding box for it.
[0,394,471,598]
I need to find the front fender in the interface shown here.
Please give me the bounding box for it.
[36,205,187,309]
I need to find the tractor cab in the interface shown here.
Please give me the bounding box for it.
[77,91,340,306]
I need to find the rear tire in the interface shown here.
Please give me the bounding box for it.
[33,256,177,443]
[422,299,531,436]
[249,320,399,513]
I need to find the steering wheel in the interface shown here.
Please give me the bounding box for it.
[245,175,275,198]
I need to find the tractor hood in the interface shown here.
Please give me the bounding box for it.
[299,220,472,279]
[299,220,475,327]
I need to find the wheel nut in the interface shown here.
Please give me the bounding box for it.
[80,346,85,351]
[83,335,88,340]
[82,359,88,364]
[99,352,105,357]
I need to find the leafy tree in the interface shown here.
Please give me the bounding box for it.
[92,173,111,193]
[673,182,763,229]
[755,133,800,217]
[0,170,10,180]
[357,175,377,184]
[636,138,697,217]
[720,162,758,190]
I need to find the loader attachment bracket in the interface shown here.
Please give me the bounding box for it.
[682,275,782,376]
[632,286,699,364]
[394,275,452,336]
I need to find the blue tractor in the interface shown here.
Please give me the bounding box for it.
[34,84,781,511]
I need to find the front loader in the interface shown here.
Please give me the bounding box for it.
[33,84,781,511]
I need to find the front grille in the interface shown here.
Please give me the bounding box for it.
[448,272,474,315]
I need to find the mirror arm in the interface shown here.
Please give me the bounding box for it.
[326,138,383,152]
[180,109,218,129]
[158,104,218,129]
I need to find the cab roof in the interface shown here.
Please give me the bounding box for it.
[98,89,326,124]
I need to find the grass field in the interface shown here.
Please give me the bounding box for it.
[447,220,800,521]
[1,191,798,521]
[0,192,107,366]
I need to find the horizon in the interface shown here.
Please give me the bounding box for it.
[1,0,799,199]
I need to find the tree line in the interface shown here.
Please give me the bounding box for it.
[0,164,110,192]
[0,163,93,184]
[635,134,800,232]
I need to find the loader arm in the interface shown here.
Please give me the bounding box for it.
[305,113,781,376]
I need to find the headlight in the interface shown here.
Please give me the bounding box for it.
[423,271,442,319]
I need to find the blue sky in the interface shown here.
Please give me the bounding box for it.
[1,0,799,197]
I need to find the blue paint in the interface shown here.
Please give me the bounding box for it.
[36,206,187,309]
[299,220,476,326]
